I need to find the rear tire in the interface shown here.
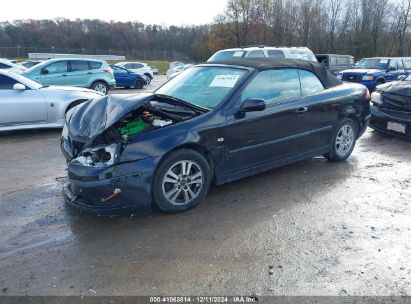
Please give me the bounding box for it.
[134,78,144,89]
[144,74,152,84]
[324,118,358,162]
[91,81,109,95]
[153,149,211,213]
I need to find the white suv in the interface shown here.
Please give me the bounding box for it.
[207,46,318,62]
[115,62,154,83]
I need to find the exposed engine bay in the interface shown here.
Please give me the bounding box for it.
[63,95,206,168]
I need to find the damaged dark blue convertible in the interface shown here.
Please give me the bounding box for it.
[61,58,371,215]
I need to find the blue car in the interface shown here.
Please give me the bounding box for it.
[337,57,411,91]
[110,65,147,89]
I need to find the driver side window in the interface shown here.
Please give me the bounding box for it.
[0,74,18,90]
[45,61,68,74]
[241,69,301,105]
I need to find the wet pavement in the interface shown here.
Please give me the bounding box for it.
[0,77,410,296]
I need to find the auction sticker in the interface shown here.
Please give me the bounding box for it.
[210,75,240,88]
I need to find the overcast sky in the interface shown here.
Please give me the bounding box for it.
[1,0,227,25]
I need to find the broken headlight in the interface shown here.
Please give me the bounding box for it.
[74,144,120,167]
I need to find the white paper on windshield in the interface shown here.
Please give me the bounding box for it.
[380,59,388,63]
[233,51,244,57]
[210,75,240,88]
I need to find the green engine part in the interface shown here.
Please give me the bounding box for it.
[117,119,147,136]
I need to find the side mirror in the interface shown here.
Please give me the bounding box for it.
[41,69,49,75]
[240,98,266,112]
[13,83,26,90]
[398,75,406,81]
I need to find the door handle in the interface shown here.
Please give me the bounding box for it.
[62,74,68,77]
[296,107,308,114]
[87,72,93,75]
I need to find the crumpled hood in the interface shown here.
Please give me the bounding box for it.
[42,85,102,95]
[341,69,382,75]
[66,93,154,142]
[378,81,411,110]
[378,81,411,96]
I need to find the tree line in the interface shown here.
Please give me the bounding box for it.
[1,0,411,62]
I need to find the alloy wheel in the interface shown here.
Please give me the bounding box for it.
[335,124,354,158]
[162,160,204,206]
[94,83,107,94]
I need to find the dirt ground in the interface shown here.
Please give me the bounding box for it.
[0,75,410,296]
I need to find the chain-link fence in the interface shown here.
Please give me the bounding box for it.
[0,46,174,61]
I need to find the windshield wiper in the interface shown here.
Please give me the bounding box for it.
[154,94,209,114]
[41,84,49,88]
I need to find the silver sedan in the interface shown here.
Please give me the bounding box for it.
[0,70,103,132]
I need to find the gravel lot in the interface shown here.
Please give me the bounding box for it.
[0,75,410,296]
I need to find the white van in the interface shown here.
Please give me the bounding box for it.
[207,46,318,62]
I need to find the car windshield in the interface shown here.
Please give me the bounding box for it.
[208,50,246,62]
[155,66,247,109]
[356,59,388,70]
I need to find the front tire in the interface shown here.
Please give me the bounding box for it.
[153,149,211,213]
[134,78,144,89]
[91,81,109,95]
[324,118,358,162]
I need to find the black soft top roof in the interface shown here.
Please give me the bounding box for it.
[203,58,342,89]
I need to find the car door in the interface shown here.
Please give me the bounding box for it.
[112,66,130,87]
[0,74,47,126]
[397,59,408,79]
[39,60,69,86]
[222,68,335,175]
[386,59,401,81]
[222,69,304,174]
[67,60,90,87]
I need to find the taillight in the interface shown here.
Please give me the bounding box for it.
[365,88,371,100]
[103,68,113,74]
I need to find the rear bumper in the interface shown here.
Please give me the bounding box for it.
[358,113,371,138]
[63,156,161,216]
[369,105,411,138]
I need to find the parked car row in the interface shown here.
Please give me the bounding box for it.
[0,58,160,94]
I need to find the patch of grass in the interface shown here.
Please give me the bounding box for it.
[144,61,170,75]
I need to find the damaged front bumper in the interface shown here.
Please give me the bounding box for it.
[63,156,161,215]
[369,105,411,138]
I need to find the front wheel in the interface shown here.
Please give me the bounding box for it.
[91,81,109,95]
[324,118,358,162]
[134,78,144,89]
[153,149,211,213]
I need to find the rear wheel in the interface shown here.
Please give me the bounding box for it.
[144,74,152,84]
[134,78,144,89]
[91,81,109,95]
[153,149,211,213]
[324,118,358,162]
